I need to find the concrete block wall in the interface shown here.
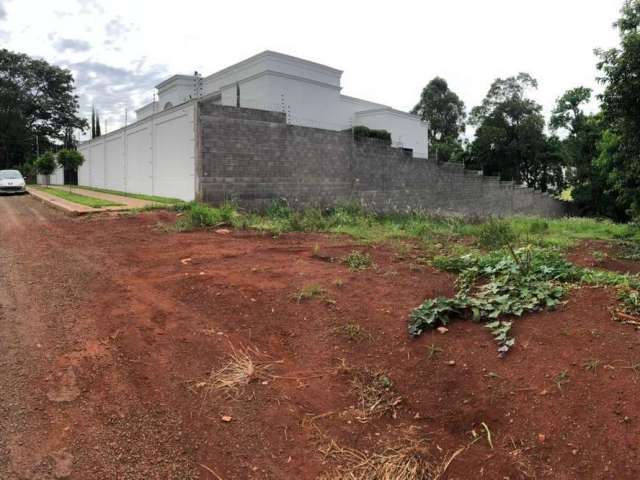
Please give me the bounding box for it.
[197,100,570,218]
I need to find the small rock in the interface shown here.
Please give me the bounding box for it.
[47,367,80,403]
[216,229,231,235]
[539,389,549,396]
[221,415,233,423]
[51,451,74,479]
[437,327,449,334]
[180,257,192,265]
[447,360,456,366]
[537,433,546,443]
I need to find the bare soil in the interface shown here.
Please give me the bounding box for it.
[1,195,640,479]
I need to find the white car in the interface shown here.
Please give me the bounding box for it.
[0,170,27,194]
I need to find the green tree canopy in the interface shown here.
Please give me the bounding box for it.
[35,152,57,176]
[57,149,85,172]
[468,73,563,192]
[594,0,640,219]
[412,77,466,162]
[412,77,466,141]
[0,49,87,169]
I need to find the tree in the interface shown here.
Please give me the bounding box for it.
[57,149,84,171]
[594,0,640,219]
[468,73,564,192]
[95,110,101,138]
[91,106,96,139]
[550,87,593,134]
[550,88,612,217]
[0,49,87,169]
[34,152,57,185]
[58,149,85,191]
[411,77,466,162]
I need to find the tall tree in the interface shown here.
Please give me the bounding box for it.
[91,105,96,139]
[411,77,466,162]
[550,88,613,217]
[468,73,564,192]
[595,0,640,219]
[95,110,101,138]
[0,49,87,169]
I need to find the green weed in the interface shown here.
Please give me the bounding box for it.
[344,251,373,271]
[477,219,518,249]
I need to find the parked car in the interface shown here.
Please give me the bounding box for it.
[0,170,27,194]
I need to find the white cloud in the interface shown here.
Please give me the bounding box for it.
[54,37,92,53]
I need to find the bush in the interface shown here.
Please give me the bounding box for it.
[176,202,241,231]
[266,198,292,220]
[352,126,392,144]
[35,152,57,176]
[57,149,85,171]
[528,219,550,235]
[477,219,518,249]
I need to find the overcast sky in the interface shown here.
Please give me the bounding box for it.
[0,0,624,135]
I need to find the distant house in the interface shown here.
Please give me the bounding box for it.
[136,51,428,158]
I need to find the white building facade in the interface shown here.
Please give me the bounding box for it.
[68,52,429,202]
[137,51,429,158]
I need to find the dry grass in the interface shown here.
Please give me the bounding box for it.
[196,344,273,398]
[333,322,372,343]
[318,438,463,480]
[291,283,327,303]
[348,368,402,422]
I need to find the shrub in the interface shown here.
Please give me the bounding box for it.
[528,219,550,234]
[352,125,392,144]
[477,219,518,249]
[176,202,241,231]
[35,152,57,176]
[57,149,85,171]
[266,198,292,220]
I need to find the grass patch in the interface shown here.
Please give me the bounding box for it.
[175,202,242,231]
[168,198,640,251]
[78,186,181,204]
[38,187,124,208]
[291,283,327,303]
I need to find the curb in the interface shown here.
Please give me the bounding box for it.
[27,188,92,216]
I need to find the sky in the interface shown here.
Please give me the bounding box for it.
[0,0,624,136]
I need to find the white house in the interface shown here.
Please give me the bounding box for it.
[66,52,429,202]
[136,51,428,158]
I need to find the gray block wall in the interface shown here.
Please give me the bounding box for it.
[196,100,569,218]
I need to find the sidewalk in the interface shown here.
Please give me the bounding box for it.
[28,186,159,215]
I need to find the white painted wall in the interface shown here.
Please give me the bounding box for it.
[354,109,429,158]
[37,165,64,185]
[137,50,429,157]
[78,102,196,201]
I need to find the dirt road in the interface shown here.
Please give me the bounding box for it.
[1,194,640,479]
[0,196,198,479]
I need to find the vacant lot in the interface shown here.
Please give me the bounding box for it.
[1,195,639,479]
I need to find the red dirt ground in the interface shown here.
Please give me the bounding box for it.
[1,195,640,479]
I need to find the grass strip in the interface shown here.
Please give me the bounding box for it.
[78,186,180,204]
[38,187,124,208]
